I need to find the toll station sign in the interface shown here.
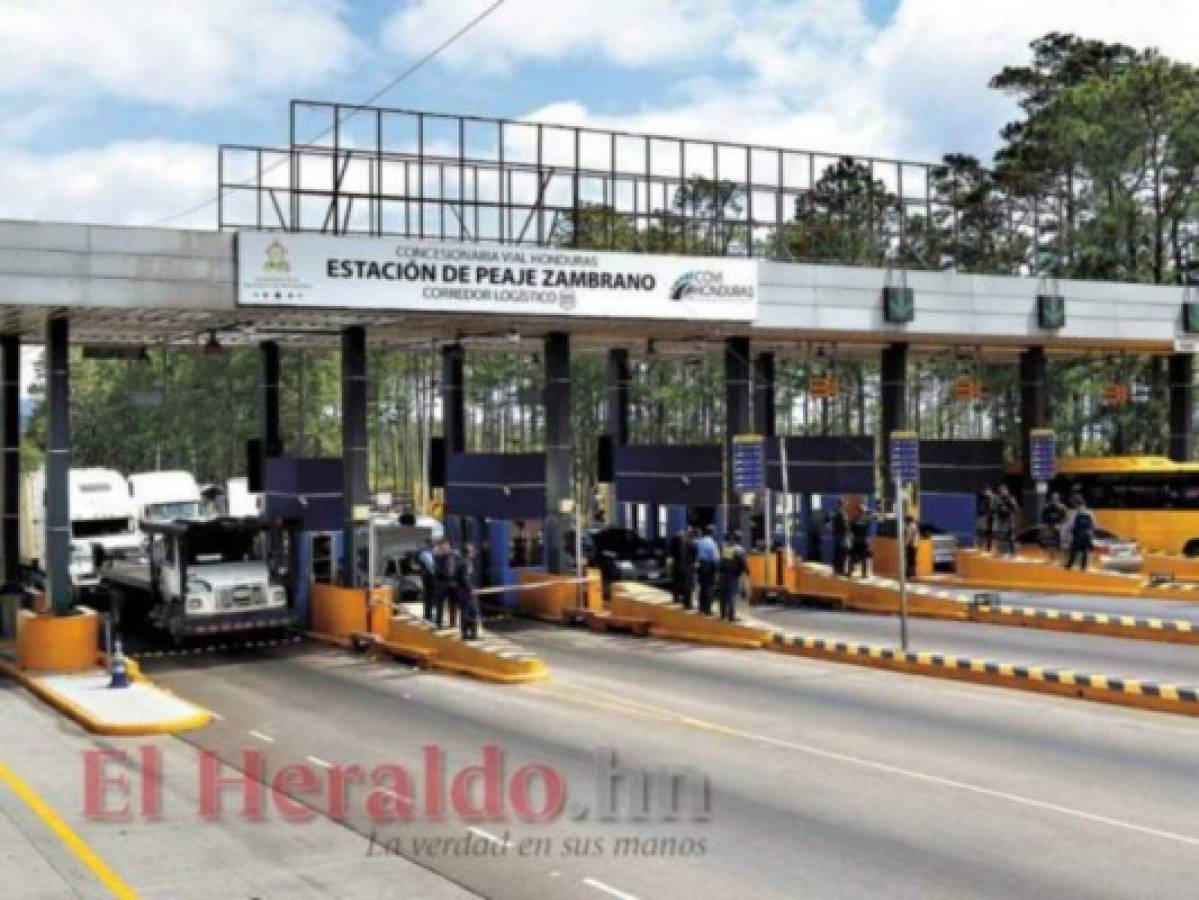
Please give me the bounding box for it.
[889,431,920,484]
[732,434,766,495]
[237,232,758,322]
[1028,428,1057,483]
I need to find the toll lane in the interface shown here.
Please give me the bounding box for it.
[143,630,1199,899]
[754,605,1199,686]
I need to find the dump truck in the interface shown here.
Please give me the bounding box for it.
[102,517,293,640]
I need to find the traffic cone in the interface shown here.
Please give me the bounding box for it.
[108,638,129,689]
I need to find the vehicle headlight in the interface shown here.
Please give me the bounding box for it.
[270,586,287,606]
[187,578,212,596]
[187,598,203,611]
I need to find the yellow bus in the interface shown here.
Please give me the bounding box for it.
[1047,457,1199,555]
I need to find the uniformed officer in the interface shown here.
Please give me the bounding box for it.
[717,531,748,622]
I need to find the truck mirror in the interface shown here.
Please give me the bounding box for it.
[92,544,106,569]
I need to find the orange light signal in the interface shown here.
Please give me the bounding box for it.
[952,376,984,401]
[808,375,839,399]
[1101,383,1130,406]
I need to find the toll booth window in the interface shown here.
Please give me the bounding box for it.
[510,521,543,568]
[311,534,334,584]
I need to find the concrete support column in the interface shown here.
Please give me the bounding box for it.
[544,333,572,574]
[725,337,752,540]
[341,326,368,587]
[46,317,72,614]
[604,349,630,446]
[880,343,908,438]
[441,343,466,454]
[1168,353,1194,462]
[1,335,19,585]
[753,351,776,438]
[1019,346,1049,519]
[260,341,281,457]
[604,349,630,527]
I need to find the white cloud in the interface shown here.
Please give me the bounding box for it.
[0,141,215,228]
[0,0,359,110]
[382,0,738,73]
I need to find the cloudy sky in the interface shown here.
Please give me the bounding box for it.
[1,0,1196,230]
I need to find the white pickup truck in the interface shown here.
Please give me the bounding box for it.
[103,517,292,640]
[20,467,143,601]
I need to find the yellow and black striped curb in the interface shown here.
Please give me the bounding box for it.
[133,634,303,660]
[768,631,1199,717]
[975,604,1199,644]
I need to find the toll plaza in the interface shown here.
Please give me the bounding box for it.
[2,102,1199,732]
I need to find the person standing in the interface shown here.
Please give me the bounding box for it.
[1040,491,1067,560]
[431,538,458,629]
[994,485,1019,557]
[830,502,850,577]
[976,485,996,551]
[717,531,748,622]
[456,543,481,641]
[683,528,699,611]
[668,527,694,608]
[848,507,872,578]
[1065,496,1095,571]
[418,538,436,623]
[903,514,920,577]
[695,525,719,615]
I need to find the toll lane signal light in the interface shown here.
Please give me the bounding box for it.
[1101,383,1130,406]
[808,376,839,399]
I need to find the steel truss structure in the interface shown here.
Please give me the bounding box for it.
[218,99,1073,274]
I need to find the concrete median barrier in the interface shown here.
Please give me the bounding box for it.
[609,582,774,649]
[382,611,548,684]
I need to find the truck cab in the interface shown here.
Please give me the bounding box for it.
[128,470,203,523]
[107,517,292,640]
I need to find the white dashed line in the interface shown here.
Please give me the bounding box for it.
[248,730,274,744]
[306,755,333,770]
[582,877,640,900]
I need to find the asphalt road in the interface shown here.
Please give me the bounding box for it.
[755,605,1199,685]
[139,624,1199,899]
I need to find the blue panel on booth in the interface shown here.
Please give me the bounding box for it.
[446,452,545,519]
[918,440,1004,494]
[920,492,977,547]
[765,437,874,494]
[613,444,723,506]
[265,456,344,531]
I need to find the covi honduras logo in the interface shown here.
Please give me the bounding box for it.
[670,269,753,302]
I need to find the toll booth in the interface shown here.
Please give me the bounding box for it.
[916,440,1005,547]
[263,456,345,627]
[445,452,547,606]
[611,444,724,541]
[766,436,875,562]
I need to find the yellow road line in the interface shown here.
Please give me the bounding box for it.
[0,762,139,899]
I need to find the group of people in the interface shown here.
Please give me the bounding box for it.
[416,538,482,640]
[828,503,881,578]
[977,485,1097,570]
[666,525,749,623]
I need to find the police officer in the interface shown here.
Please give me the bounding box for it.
[848,507,872,578]
[994,484,1020,557]
[1040,491,1067,559]
[695,525,719,615]
[668,527,697,609]
[976,485,996,551]
[829,502,850,577]
[718,531,749,622]
[1065,495,1096,571]
[457,543,481,640]
[418,538,436,623]
[431,538,458,629]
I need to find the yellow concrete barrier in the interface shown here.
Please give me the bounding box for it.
[1142,554,1199,582]
[609,582,774,649]
[310,583,391,641]
[384,613,548,684]
[954,550,1147,596]
[872,537,934,580]
[515,569,603,621]
[16,608,99,672]
[792,563,853,604]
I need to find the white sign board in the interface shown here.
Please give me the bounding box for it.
[237,232,758,322]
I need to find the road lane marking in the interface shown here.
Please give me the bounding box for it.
[248,730,274,744]
[306,755,333,769]
[0,762,139,899]
[538,679,1199,850]
[583,876,640,899]
[467,826,509,847]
